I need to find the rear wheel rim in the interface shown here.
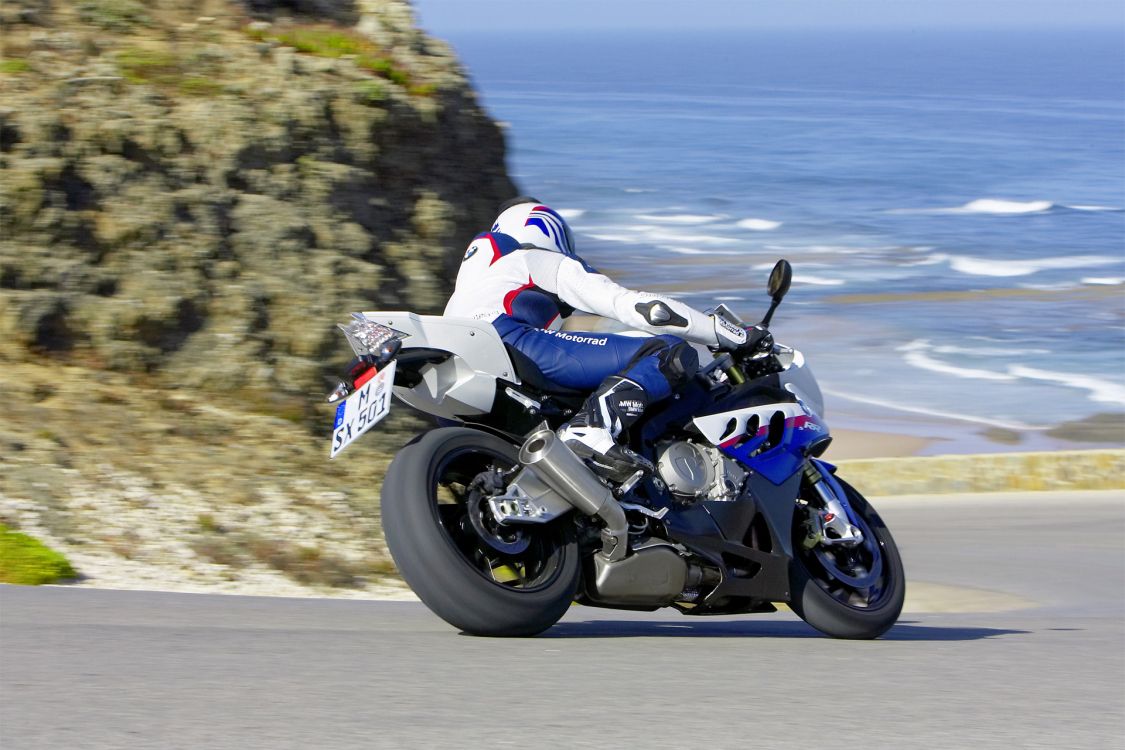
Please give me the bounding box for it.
[430,446,568,593]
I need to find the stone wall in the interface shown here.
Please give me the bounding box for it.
[836,449,1125,497]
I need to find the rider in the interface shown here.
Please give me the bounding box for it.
[444,197,761,479]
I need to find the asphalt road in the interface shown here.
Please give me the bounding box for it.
[2,491,1123,750]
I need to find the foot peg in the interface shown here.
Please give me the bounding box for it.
[561,433,654,483]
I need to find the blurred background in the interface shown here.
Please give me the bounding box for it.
[0,0,1122,594]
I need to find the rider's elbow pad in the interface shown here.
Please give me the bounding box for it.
[635,300,688,328]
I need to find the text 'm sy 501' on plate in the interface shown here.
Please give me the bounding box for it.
[330,361,396,458]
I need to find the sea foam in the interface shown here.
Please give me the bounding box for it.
[792,275,845,286]
[820,388,1039,431]
[900,340,1125,407]
[736,218,782,231]
[924,253,1120,278]
[624,226,740,246]
[1008,366,1125,407]
[899,340,1016,382]
[635,213,724,225]
[932,344,1050,356]
[890,199,1121,215]
[664,247,744,256]
[764,243,867,255]
[889,199,1052,215]
[957,199,1054,215]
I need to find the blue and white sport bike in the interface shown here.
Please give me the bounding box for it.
[328,260,905,638]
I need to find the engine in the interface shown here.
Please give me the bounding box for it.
[655,440,747,502]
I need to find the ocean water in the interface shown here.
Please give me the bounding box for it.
[442,30,1125,442]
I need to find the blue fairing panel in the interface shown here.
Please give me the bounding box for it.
[721,411,830,485]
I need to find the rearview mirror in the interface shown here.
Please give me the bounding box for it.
[768,259,792,301]
[760,259,792,328]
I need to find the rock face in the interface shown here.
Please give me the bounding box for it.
[1,0,514,396]
[0,0,516,596]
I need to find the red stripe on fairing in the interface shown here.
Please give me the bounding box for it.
[503,276,536,316]
[790,415,813,429]
[353,366,377,388]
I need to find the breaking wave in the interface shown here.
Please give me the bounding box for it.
[792,275,845,286]
[900,340,1125,407]
[953,199,1053,214]
[889,199,1122,216]
[898,340,1017,382]
[922,252,1120,278]
[736,218,782,231]
[664,247,745,256]
[763,243,868,255]
[1009,366,1125,407]
[820,388,1040,431]
[931,344,1050,356]
[635,213,724,225]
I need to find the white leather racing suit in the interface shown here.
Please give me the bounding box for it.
[444,232,742,348]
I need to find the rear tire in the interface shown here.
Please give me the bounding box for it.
[381,427,580,637]
[789,477,905,639]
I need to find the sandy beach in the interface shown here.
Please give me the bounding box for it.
[822,429,933,459]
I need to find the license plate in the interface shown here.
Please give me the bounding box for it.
[329,360,396,458]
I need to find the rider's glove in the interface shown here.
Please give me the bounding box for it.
[740,324,774,355]
[711,315,774,354]
[711,313,749,351]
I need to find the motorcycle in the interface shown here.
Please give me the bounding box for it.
[327,260,905,638]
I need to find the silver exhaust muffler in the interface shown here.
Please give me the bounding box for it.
[519,428,628,562]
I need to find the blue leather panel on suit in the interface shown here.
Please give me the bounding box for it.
[492,315,681,398]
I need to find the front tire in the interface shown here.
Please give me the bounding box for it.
[789,476,905,639]
[381,427,580,636]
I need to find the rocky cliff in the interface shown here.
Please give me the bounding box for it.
[0,0,516,595]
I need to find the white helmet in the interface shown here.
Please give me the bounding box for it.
[491,197,576,256]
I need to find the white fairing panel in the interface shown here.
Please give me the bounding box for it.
[693,402,808,446]
[692,346,825,447]
[361,312,518,420]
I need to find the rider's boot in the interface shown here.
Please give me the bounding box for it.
[558,376,655,482]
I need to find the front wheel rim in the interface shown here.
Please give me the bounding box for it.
[798,505,894,610]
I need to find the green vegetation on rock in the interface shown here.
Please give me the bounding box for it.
[78,0,152,32]
[116,46,180,82]
[246,23,416,90]
[353,79,389,105]
[0,58,32,74]
[0,525,78,585]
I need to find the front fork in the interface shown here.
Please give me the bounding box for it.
[801,460,864,549]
